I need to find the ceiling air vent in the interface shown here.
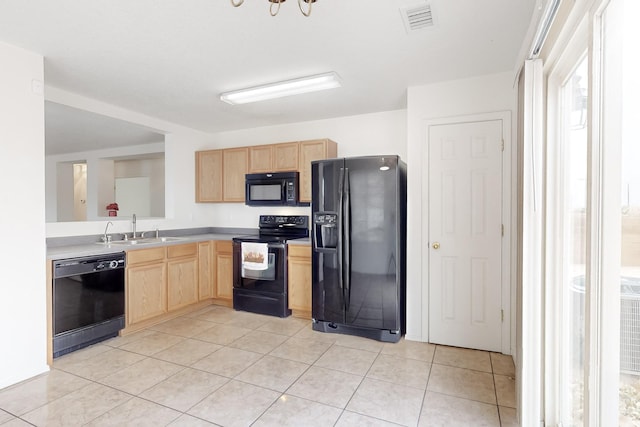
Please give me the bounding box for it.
[401,3,434,33]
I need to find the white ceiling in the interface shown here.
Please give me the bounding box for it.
[0,0,536,151]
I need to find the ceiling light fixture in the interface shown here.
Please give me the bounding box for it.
[231,0,317,17]
[220,72,342,105]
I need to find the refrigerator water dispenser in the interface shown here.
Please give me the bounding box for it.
[314,212,338,249]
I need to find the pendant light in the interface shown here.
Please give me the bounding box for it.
[230,0,318,17]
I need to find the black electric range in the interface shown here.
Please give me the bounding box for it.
[232,215,309,243]
[232,215,309,317]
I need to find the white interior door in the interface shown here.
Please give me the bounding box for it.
[73,163,87,221]
[428,119,503,351]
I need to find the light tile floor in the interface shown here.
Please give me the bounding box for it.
[0,306,517,426]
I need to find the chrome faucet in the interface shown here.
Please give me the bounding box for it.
[103,221,114,243]
[132,214,137,239]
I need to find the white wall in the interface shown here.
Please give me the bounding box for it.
[44,87,215,237]
[405,72,518,343]
[97,158,115,219]
[55,161,74,221]
[46,142,165,222]
[183,110,408,229]
[114,157,165,217]
[46,109,407,236]
[0,42,48,389]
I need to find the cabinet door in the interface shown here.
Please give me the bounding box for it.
[167,257,198,311]
[273,142,299,172]
[299,139,337,202]
[198,241,214,300]
[287,245,312,318]
[223,147,248,202]
[215,241,234,300]
[196,150,223,202]
[248,145,273,173]
[127,262,167,325]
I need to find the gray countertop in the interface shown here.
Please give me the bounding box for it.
[47,228,310,260]
[46,233,239,260]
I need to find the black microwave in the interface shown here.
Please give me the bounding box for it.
[245,171,299,206]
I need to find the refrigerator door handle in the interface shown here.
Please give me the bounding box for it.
[337,167,345,292]
[343,167,351,311]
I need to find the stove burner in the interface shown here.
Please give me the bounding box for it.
[233,215,308,244]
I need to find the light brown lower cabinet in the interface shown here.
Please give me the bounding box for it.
[167,243,198,311]
[214,240,234,305]
[198,241,214,300]
[127,256,167,326]
[121,239,238,332]
[287,244,312,319]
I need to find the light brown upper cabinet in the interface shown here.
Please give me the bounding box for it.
[196,148,247,203]
[249,142,299,173]
[222,147,248,202]
[196,139,336,203]
[248,145,273,173]
[196,149,223,202]
[273,142,299,171]
[299,139,337,202]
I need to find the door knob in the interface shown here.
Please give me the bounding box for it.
[432,242,440,250]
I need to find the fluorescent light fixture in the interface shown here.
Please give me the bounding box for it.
[220,72,342,105]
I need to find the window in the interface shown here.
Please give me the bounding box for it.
[547,51,589,426]
[597,0,640,423]
[543,0,639,424]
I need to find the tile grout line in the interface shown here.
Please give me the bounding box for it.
[415,344,438,426]
[12,307,516,426]
[490,353,504,426]
[173,318,324,425]
[243,341,322,426]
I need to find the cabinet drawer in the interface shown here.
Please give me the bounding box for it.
[127,247,166,265]
[167,243,198,259]
[288,244,311,258]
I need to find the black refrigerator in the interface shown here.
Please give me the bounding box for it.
[311,155,407,343]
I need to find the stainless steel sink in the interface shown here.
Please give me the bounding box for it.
[151,236,184,243]
[99,236,185,245]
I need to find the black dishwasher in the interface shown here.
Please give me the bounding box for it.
[53,252,125,358]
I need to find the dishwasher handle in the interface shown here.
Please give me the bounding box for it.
[54,253,126,278]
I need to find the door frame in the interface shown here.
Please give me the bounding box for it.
[421,111,513,355]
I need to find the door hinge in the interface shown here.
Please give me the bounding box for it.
[501,140,504,151]
[501,224,504,236]
[501,309,504,322]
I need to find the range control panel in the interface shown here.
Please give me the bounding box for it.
[259,215,309,229]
